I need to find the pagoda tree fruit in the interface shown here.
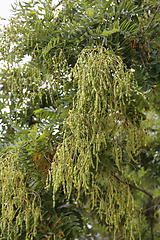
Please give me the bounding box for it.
[47,48,147,238]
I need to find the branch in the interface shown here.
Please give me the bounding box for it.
[116,234,123,240]
[140,52,146,69]
[145,5,160,32]
[52,0,63,11]
[111,172,153,199]
[151,221,154,240]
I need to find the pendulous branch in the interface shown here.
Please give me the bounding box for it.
[111,172,153,199]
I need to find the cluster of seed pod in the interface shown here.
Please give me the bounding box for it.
[48,48,146,238]
[0,153,42,239]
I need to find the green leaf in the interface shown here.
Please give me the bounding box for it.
[101,28,120,36]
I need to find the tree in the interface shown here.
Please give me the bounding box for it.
[0,0,160,239]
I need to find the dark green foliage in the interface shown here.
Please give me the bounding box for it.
[0,0,160,239]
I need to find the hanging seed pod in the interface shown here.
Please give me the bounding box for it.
[49,48,146,238]
[0,153,42,239]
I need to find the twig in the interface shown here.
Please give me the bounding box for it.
[111,172,153,199]
[143,204,160,213]
[151,221,154,240]
[140,52,146,69]
[145,5,160,32]
[52,0,63,11]
[116,234,123,240]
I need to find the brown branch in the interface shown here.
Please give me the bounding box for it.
[143,204,160,214]
[111,172,153,199]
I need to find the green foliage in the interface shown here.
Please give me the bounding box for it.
[0,0,160,239]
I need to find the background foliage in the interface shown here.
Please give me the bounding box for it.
[0,0,160,239]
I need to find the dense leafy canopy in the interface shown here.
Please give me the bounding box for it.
[0,0,160,239]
